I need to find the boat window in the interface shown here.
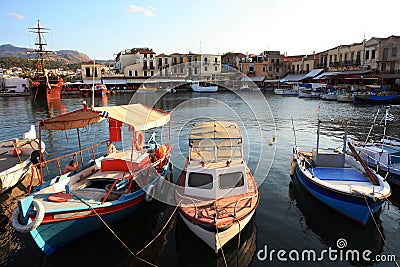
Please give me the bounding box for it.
[219,172,244,189]
[188,172,213,189]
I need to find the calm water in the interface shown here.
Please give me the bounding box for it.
[0,90,399,266]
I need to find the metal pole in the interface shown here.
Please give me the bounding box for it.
[92,59,95,109]
[77,128,84,167]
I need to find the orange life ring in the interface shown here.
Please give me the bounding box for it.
[135,131,145,151]
[48,192,73,202]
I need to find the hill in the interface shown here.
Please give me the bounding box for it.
[0,44,92,64]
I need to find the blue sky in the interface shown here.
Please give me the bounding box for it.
[1,0,400,60]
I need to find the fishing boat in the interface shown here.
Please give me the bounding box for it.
[291,119,391,225]
[350,107,400,186]
[80,84,108,96]
[191,81,218,93]
[298,83,326,99]
[353,85,400,104]
[28,20,62,102]
[175,121,259,253]
[273,83,299,96]
[336,87,354,103]
[12,103,172,255]
[0,125,44,195]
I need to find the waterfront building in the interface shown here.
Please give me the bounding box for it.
[200,54,221,80]
[81,61,102,85]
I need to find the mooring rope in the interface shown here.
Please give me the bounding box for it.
[362,195,399,267]
[135,200,181,256]
[214,201,228,267]
[72,193,157,267]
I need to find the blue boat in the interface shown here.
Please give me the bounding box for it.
[12,103,172,255]
[291,120,391,225]
[353,91,400,104]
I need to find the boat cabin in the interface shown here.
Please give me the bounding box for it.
[184,121,249,199]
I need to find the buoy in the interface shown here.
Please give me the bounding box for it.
[289,156,297,176]
[12,200,45,233]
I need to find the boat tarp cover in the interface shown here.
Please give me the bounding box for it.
[40,104,170,131]
[310,168,369,182]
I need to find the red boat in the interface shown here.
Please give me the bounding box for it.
[80,84,108,96]
[28,20,62,102]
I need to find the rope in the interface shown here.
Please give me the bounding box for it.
[362,194,399,267]
[135,201,180,256]
[72,193,157,267]
[215,201,228,267]
[236,217,241,267]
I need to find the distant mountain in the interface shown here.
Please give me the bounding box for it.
[0,44,92,64]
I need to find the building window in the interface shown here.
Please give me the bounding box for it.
[128,70,132,76]
[381,62,386,71]
[372,50,376,59]
[85,67,90,77]
[334,55,337,62]
[134,70,138,76]
[262,66,266,72]
[214,66,217,71]
[365,50,370,60]
[276,67,279,72]
[351,52,354,60]
[204,66,208,72]
[204,57,208,63]
[144,71,148,77]
[276,59,279,64]
[214,57,218,63]
[269,67,272,72]
[151,70,154,76]
[158,58,162,66]
[271,59,275,63]
[392,47,397,57]
[329,55,332,63]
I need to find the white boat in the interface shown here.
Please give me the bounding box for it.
[191,81,218,93]
[336,87,354,102]
[298,83,326,99]
[274,83,300,96]
[0,125,45,195]
[320,91,337,101]
[175,121,259,253]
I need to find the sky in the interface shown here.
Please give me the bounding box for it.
[1,0,400,60]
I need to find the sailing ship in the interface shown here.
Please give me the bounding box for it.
[28,20,62,102]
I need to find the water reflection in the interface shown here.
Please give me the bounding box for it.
[175,216,257,267]
[289,175,384,266]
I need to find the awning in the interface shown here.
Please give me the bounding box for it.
[251,76,266,82]
[337,70,373,75]
[313,72,341,79]
[280,74,305,82]
[83,79,101,85]
[102,79,127,85]
[40,104,170,131]
[304,69,324,78]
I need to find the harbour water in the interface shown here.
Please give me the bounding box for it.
[0,90,400,266]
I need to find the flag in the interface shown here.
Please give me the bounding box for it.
[385,112,394,122]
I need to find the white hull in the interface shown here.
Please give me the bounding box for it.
[274,88,298,95]
[0,158,31,194]
[320,93,337,101]
[337,93,353,102]
[191,83,218,93]
[298,89,321,98]
[179,209,256,253]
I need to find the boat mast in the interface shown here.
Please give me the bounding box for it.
[28,20,54,73]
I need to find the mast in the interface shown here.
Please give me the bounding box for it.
[28,20,56,73]
[92,59,95,108]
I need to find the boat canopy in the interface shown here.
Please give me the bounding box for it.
[40,104,170,131]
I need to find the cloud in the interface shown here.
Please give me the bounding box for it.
[8,13,25,20]
[128,4,155,16]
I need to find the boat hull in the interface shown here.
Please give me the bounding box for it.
[31,84,61,101]
[273,88,298,95]
[179,208,255,253]
[191,83,218,93]
[294,165,384,225]
[353,93,400,104]
[31,193,145,255]
[0,158,31,194]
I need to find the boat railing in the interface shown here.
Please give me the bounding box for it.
[233,191,258,217]
[27,140,110,194]
[357,148,398,173]
[175,190,199,218]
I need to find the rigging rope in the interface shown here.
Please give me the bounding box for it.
[215,201,228,267]
[362,195,399,267]
[72,193,157,267]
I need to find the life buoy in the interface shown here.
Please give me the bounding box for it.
[145,184,155,202]
[107,143,117,155]
[135,131,145,151]
[12,200,45,233]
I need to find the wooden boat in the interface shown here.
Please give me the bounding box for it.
[175,121,259,253]
[298,83,326,99]
[191,81,218,93]
[12,103,172,255]
[29,20,62,102]
[80,84,108,96]
[291,119,391,225]
[274,83,299,96]
[0,125,44,195]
